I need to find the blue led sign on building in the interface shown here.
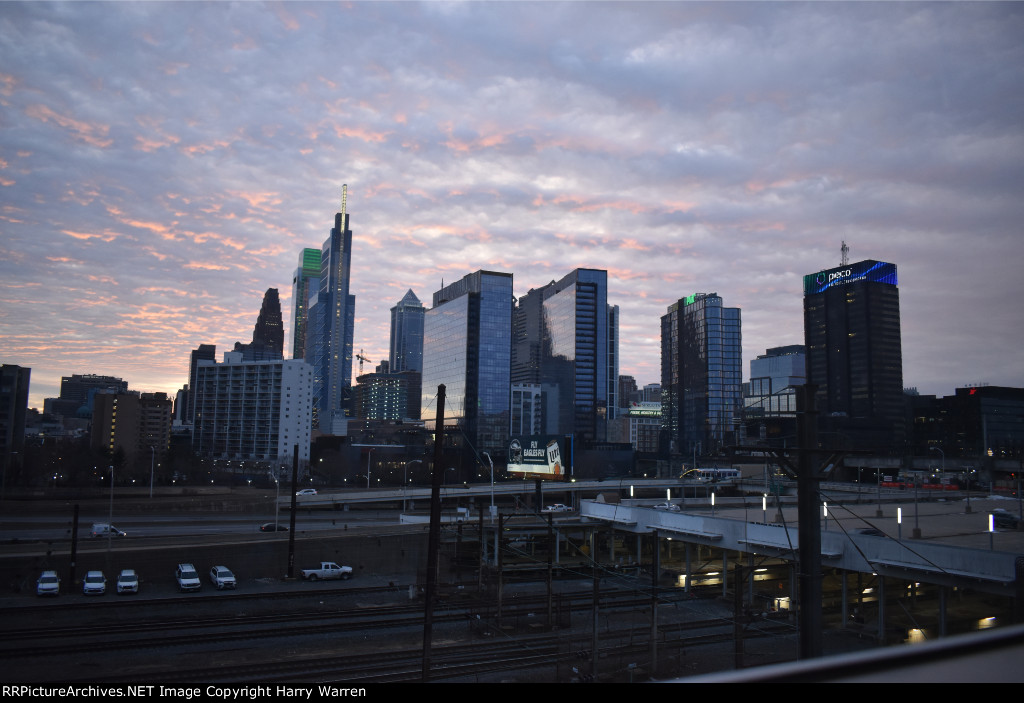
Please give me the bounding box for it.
[803,260,897,296]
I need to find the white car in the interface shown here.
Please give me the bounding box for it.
[296,488,318,496]
[36,570,60,597]
[116,569,139,594]
[543,504,571,513]
[209,565,237,590]
[653,502,681,512]
[82,570,106,595]
[175,563,202,592]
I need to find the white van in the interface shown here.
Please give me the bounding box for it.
[91,523,126,538]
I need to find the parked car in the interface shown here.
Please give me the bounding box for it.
[209,565,237,590]
[91,523,126,538]
[300,562,352,581]
[652,502,681,512]
[82,570,106,595]
[36,570,60,597]
[116,569,139,594]
[296,488,318,496]
[543,504,571,513]
[991,509,1020,529]
[175,563,202,592]
[259,522,289,532]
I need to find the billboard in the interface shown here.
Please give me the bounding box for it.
[803,260,897,296]
[508,435,571,480]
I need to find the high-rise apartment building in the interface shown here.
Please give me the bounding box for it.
[309,187,356,431]
[389,290,425,373]
[292,248,321,359]
[803,259,904,448]
[421,270,513,460]
[192,352,314,464]
[661,293,742,457]
[234,288,284,361]
[511,269,611,446]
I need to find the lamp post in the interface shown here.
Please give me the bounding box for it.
[930,446,945,489]
[366,448,373,489]
[403,459,422,512]
[149,446,155,499]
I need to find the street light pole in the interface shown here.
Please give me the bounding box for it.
[482,452,495,520]
[149,446,155,499]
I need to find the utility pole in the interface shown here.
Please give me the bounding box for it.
[421,384,446,682]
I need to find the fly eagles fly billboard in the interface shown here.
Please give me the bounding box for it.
[803,260,897,295]
[508,435,571,480]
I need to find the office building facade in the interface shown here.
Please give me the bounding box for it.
[309,187,356,431]
[661,293,743,457]
[421,270,512,459]
[511,269,610,446]
[389,289,425,374]
[291,248,321,359]
[803,259,904,448]
[0,364,30,489]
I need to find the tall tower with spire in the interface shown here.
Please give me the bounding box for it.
[310,186,356,431]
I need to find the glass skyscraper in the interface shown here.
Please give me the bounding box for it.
[661,293,742,457]
[310,187,356,431]
[511,268,611,446]
[291,248,321,360]
[421,270,512,460]
[803,259,904,448]
[389,289,424,373]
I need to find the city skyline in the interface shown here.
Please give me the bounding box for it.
[2,2,1023,409]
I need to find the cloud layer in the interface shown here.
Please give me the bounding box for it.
[2,2,1022,408]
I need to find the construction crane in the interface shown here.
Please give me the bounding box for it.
[356,349,371,375]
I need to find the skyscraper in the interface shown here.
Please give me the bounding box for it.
[803,259,904,448]
[310,186,356,431]
[234,288,284,361]
[389,289,424,373]
[511,269,610,446]
[291,248,321,359]
[421,270,513,460]
[661,293,743,458]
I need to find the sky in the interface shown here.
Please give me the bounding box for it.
[1,1,1023,411]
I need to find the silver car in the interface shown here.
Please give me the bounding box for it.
[116,569,139,594]
[209,565,237,590]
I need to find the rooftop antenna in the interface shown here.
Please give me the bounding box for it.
[840,240,849,266]
[340,183,348,222]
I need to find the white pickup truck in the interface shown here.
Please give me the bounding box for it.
[300,561,353,581]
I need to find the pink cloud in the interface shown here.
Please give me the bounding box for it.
[25,104,113,148]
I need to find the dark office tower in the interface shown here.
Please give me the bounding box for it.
[234,288,284,361]
[661,293,743,458]
[52,373,129,418]
[0,364,30,490]
[187,345,216,425]
[803,259,904,448]
[311,186,356,432]
[291,248,321,359]
[511,269,609,446]
[422,270,513,460]
[389,290,424,373]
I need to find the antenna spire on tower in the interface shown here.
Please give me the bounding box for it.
[841,240,849,266]
[340,184,348,220]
